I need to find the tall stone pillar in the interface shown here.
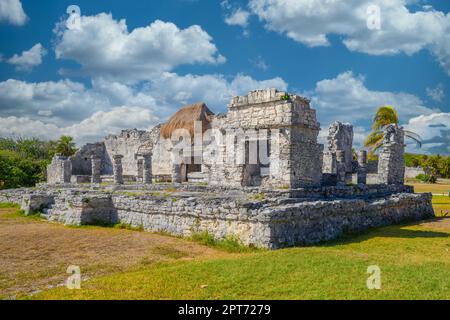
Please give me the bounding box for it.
[330,152,337,174]
[336,150,346,184]
[322,121,353,174]
[172,164,182,184]
[112,154,124,185]
[356,150,367,185]
[377,125,405,185]
[47,155,72,184]
[91,156,102,184]
[136,159,143,183]
[143,153,153,184]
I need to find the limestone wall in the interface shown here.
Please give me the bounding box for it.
[377,126,405,184]
[71,142,105,175]
[323,121,353,174]
[267,193,433,248]
[0,185,434,249]
[150,134,172,177]
[227,90,319,130]
[203,89,323,188]
[46,156,72,184]
[405,167,425,178]
[45,193,116,225]
[103,129,153,176]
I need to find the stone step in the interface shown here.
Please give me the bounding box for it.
[187,172,206,183]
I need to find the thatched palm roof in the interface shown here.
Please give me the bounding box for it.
[160,103,214,139]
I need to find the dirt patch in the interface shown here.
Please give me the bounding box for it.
[417,217,450,232]
[0,208,229,298]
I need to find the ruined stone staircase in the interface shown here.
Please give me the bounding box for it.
[187,172,206,184]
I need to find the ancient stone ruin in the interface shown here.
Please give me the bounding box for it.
[0,89,434,249]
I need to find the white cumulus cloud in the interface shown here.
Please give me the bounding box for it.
[0,0,27,26]
[64,106,158,144]
[404,113,450,154]
[145,72,288,111]
[309,71,448,154]
[54,13,226,82]
[0,79,108,123]
[426,84,445,102]
[0,72,288,143]
[0,107,159,145]
[310,71,438,127]
[7,43,47,71]
[0,116,62,140]
[225,8,251,28]
[249,0,450,75]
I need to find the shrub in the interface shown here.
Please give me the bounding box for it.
[416,174,437,184]
[189,231,259,253]
[248,193,266,201]
[280,94,290,101]
[114,223,144,232]
[0,137,56,189]
[406,153,449,179]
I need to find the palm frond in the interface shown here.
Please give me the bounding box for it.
[364,130,383,147]
[404,130,422,148]
[364,130,384,158]
[372,105,399,130]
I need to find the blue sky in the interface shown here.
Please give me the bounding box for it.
[0,0,449,154]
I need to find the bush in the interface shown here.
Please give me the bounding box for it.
[416,174,437,184]
[0,137,57,189]
[406,153,449,179]
[280,94,290,101]
[189,231,258,253]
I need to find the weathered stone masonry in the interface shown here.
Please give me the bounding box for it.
[0,184,434,249]
[46,156,72,184]
[30,88,435,249]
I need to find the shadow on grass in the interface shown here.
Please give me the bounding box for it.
[318,218,450,248]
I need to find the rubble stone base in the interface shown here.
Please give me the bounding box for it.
[0,185,434,249]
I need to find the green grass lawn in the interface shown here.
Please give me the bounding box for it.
[32,197,450,300]
[408,179,450,195]
[2,185,449,300]
[31,222,450,300]
[432,196,450,217]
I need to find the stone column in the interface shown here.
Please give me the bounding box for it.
[357,150,367,167]
[323,121,353,174]
[91,156,102,184]
[330,152,337,174]
[142,153,153,184]
[336,150,346,184]
[136,159,143,183]
[112,155,124,185]
[322,151,336,174]
[356,150,367,185]
[171,164,182,184]
[377,125,405,185]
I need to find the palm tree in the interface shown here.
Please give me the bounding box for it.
[55,136,77,157]
[364,105,421,158]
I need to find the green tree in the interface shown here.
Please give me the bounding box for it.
[0,150,40,189]
[364,105,421,158]
[442,157,450,178]
[55,136,77,157]
[0,137,58,189]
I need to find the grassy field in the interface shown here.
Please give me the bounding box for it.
[431,196,450,217]
[0,204,230,299]
[407,178,450,195]
[1,183,449,300]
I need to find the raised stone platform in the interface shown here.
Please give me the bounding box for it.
[0,184,434,249]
